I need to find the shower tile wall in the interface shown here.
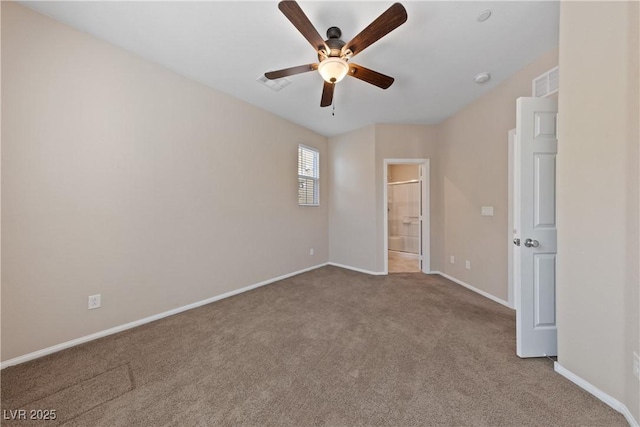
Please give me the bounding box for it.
[388,182,420,254]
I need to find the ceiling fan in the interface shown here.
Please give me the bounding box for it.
[264,1,408,108]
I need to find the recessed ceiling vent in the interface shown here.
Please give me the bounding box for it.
[532,66,559,98]
[257,75,291,92]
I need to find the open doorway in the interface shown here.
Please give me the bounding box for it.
[383,159,430,274]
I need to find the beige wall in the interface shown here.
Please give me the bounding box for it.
[631,4,640,420]
[1,3,328,361]
[328,124,439,273]
[557,1,639,421]
[0,0,3,364]
[437,48,559,301]
[327,126,377,272]
[374,125,440,272]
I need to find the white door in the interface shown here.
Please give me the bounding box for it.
[515,97,558,358]
[418,165,424,271]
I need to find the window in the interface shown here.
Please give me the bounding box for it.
[298,144,319,206]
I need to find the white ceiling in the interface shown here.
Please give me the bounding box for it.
[21,1,559,137]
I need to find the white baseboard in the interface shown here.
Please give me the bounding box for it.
[554,362,638,426]
[432,271,512,309]
[326,262,386,276]
[0,263,328,369]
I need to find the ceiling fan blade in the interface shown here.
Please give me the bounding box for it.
[342,3,407,58]
[278,1,328,54]
[348,63,394,89]
[265,64,318,80]
[320,81,334,107]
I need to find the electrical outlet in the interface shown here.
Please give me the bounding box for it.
[465,260,471,269]
[310,248,314,256]
[450,256,455,264]
[633,352,640,380]
[88,294,101,310]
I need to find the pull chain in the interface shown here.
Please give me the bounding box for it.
[332,101,336,116]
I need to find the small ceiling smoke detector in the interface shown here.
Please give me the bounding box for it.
[476,10,492,22]
[474,72,491,84]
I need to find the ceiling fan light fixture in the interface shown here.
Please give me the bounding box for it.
[318,57,349,83]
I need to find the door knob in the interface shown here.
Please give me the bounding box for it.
[513,238,520,246]
[524,238,539,248]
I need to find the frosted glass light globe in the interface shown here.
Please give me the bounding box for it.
[318,58,349,83]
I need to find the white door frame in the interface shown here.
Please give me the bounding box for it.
[507,128,518,310]
[383,159,430,274]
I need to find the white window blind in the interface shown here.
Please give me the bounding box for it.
[298,145,319,206]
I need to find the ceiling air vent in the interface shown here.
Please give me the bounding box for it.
[257,75,291,92]
[532,66,559,98]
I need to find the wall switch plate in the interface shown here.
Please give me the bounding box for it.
[309,248,314,256]
[450,256,455,264]
[465,260,471,269]
[88,294,101,310]
[633,352,640,380]
[481,206,494,216]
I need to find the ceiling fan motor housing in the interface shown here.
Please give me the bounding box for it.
[326,26,341,40]
[324,26,345,58]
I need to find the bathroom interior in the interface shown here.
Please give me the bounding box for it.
[387,164,421,273]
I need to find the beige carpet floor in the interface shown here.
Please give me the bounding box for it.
[1,266,627,426]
